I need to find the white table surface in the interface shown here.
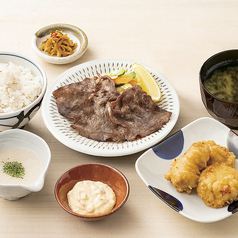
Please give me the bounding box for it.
[1,0,238,237]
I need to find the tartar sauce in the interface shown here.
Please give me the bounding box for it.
[67,180,116,216]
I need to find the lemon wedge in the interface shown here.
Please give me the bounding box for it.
[132,63,161,102]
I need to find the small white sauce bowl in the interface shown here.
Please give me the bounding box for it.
[0,129,51,200]
[32,23,88,64]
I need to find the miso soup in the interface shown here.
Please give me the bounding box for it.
[204,64,238,103]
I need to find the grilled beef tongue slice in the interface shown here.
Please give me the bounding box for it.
[52,76,98,120]
[53,75,171,142]
[109,85,172,141]
[53,75,126,142]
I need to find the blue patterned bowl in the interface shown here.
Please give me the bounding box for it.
[0,52,47,131]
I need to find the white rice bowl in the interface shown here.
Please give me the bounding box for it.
[0,62,42,113]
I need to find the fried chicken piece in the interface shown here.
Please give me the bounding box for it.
[197,163,238,208]
[164,141,210,194]
[203,140,236,167]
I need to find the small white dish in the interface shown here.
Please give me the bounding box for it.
[135,117,238,223]
[32,23,88,64]
[0,129,51,200]
[42,59,180,157]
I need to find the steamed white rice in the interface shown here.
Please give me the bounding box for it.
[0,62,42,113]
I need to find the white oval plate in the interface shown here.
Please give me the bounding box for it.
[42,59,180,157]
[135,117,238,223]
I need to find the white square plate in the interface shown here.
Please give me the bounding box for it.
[135,117,238,223]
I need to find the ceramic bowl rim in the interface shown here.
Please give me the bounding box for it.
[199,49,238,105]
[54,162,130,219]
[0,51,47,117]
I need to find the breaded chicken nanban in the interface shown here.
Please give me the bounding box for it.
[164,141,210,194]
[203,140,236,167]
[197,163,238,208]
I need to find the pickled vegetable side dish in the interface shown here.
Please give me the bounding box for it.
[204,65,238,103]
